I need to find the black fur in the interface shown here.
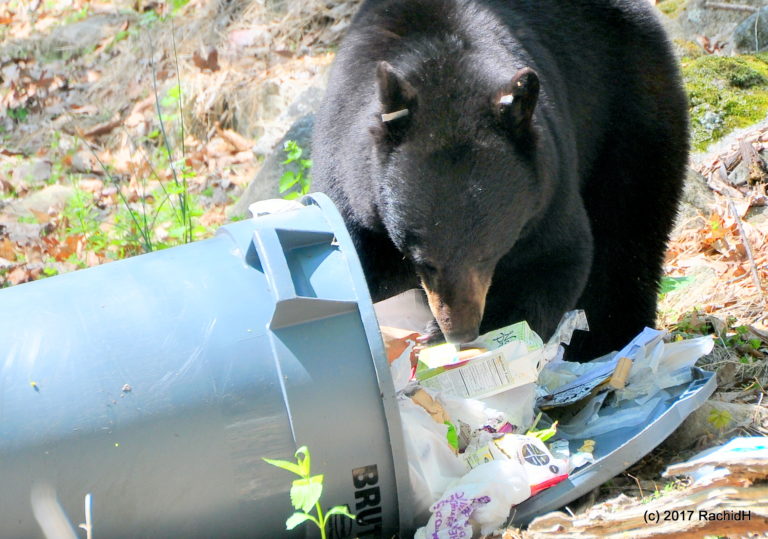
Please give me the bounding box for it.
[312,0,689,360]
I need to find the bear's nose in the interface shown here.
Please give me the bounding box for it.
[444,326,480,345]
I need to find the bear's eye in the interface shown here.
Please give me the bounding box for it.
[417,261,438,275]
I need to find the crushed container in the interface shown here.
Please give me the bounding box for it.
[510,367,717,525]
[0,193,413,538]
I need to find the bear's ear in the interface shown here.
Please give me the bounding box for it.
[496,67,539,136]
[375,61,416,143]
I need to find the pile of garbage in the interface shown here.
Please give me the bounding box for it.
[378,304,716,537]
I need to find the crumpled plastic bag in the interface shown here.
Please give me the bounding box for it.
[616,334,714,402]
[554,332,714,439]
[248,198,302,218]
[399,396,468,521]
[413,460,530,539]
[390,339,417,393]
[414,434,569,538]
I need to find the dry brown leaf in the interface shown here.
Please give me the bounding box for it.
[29,208,52,224]
[85,250,100,267]
[78,178,104,193]
[84,117,122,138]
[206,136,235,157]
[200,206,226,228]
[0,238,16,260]
[192,47,220,72]
[7,266,32,286]
[44,234,79,262]
[68,104,99,115]
[214,125,254,153]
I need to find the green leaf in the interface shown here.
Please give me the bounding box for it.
[298,174,312,193]
[262,457,303,476]
[445,421,459,451]
[295,445,311,476]
[325,505,356,520]
[708,408,732,429]
[285,512,318,530]
[300,159,313,170]
[290,475,323,512]
[161,84,181,108]
[527,420,558,442]
[279,171,298,193]
[283,191,300,200]
[658,275,694,296]
[282,140,302,163]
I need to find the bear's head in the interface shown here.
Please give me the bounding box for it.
[370,60,546,343]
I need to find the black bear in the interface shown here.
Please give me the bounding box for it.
[311,0,689,360]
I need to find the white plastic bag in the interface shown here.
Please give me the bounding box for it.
[616,335,714,402]
[398,397,467,520]
[415,434,569,538]
[414,460,530,539]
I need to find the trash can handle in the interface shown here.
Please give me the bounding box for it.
[252,228,297,302]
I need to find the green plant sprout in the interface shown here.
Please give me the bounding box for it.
[526,411,558,442]
[707,408,732,430]
[279,140,312,200]
[263,446,355,538]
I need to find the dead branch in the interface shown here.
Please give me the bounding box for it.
[704,2,758,13]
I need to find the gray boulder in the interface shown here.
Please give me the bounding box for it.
[733,6,768,53]
[228,114,314,219]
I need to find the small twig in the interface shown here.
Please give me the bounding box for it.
[626,472,644,498]
[80,138,154,252]
[65,119,155,252]
[704,2,758,13]
[724,272,750,286]
[724,194,764,295]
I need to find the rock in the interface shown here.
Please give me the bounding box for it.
[733,6,768,53]
[745,204,768,227]
[228,114,314,219]
[664,400,768,450]
[11,159,51,189]
[45,14,129,55]
[6,185,74,218]
[676,0,764,50]
[671,167,716,237]
[251,85,326,157]
[285,85,325,119]
[71,151,98,174]
[230,84,326,218]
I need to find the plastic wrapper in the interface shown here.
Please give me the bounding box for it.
[546,331,714,439]
[399,396,468,521]
[616,335,714,402]
[414,435,568,538]
[413,460,531,539]
[549,439,594,473]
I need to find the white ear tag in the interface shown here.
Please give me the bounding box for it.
[381,108,410,122]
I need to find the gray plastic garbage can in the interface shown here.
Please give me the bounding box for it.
[0,193,413,538]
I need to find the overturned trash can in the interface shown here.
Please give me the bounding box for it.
[0,193,413,538]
